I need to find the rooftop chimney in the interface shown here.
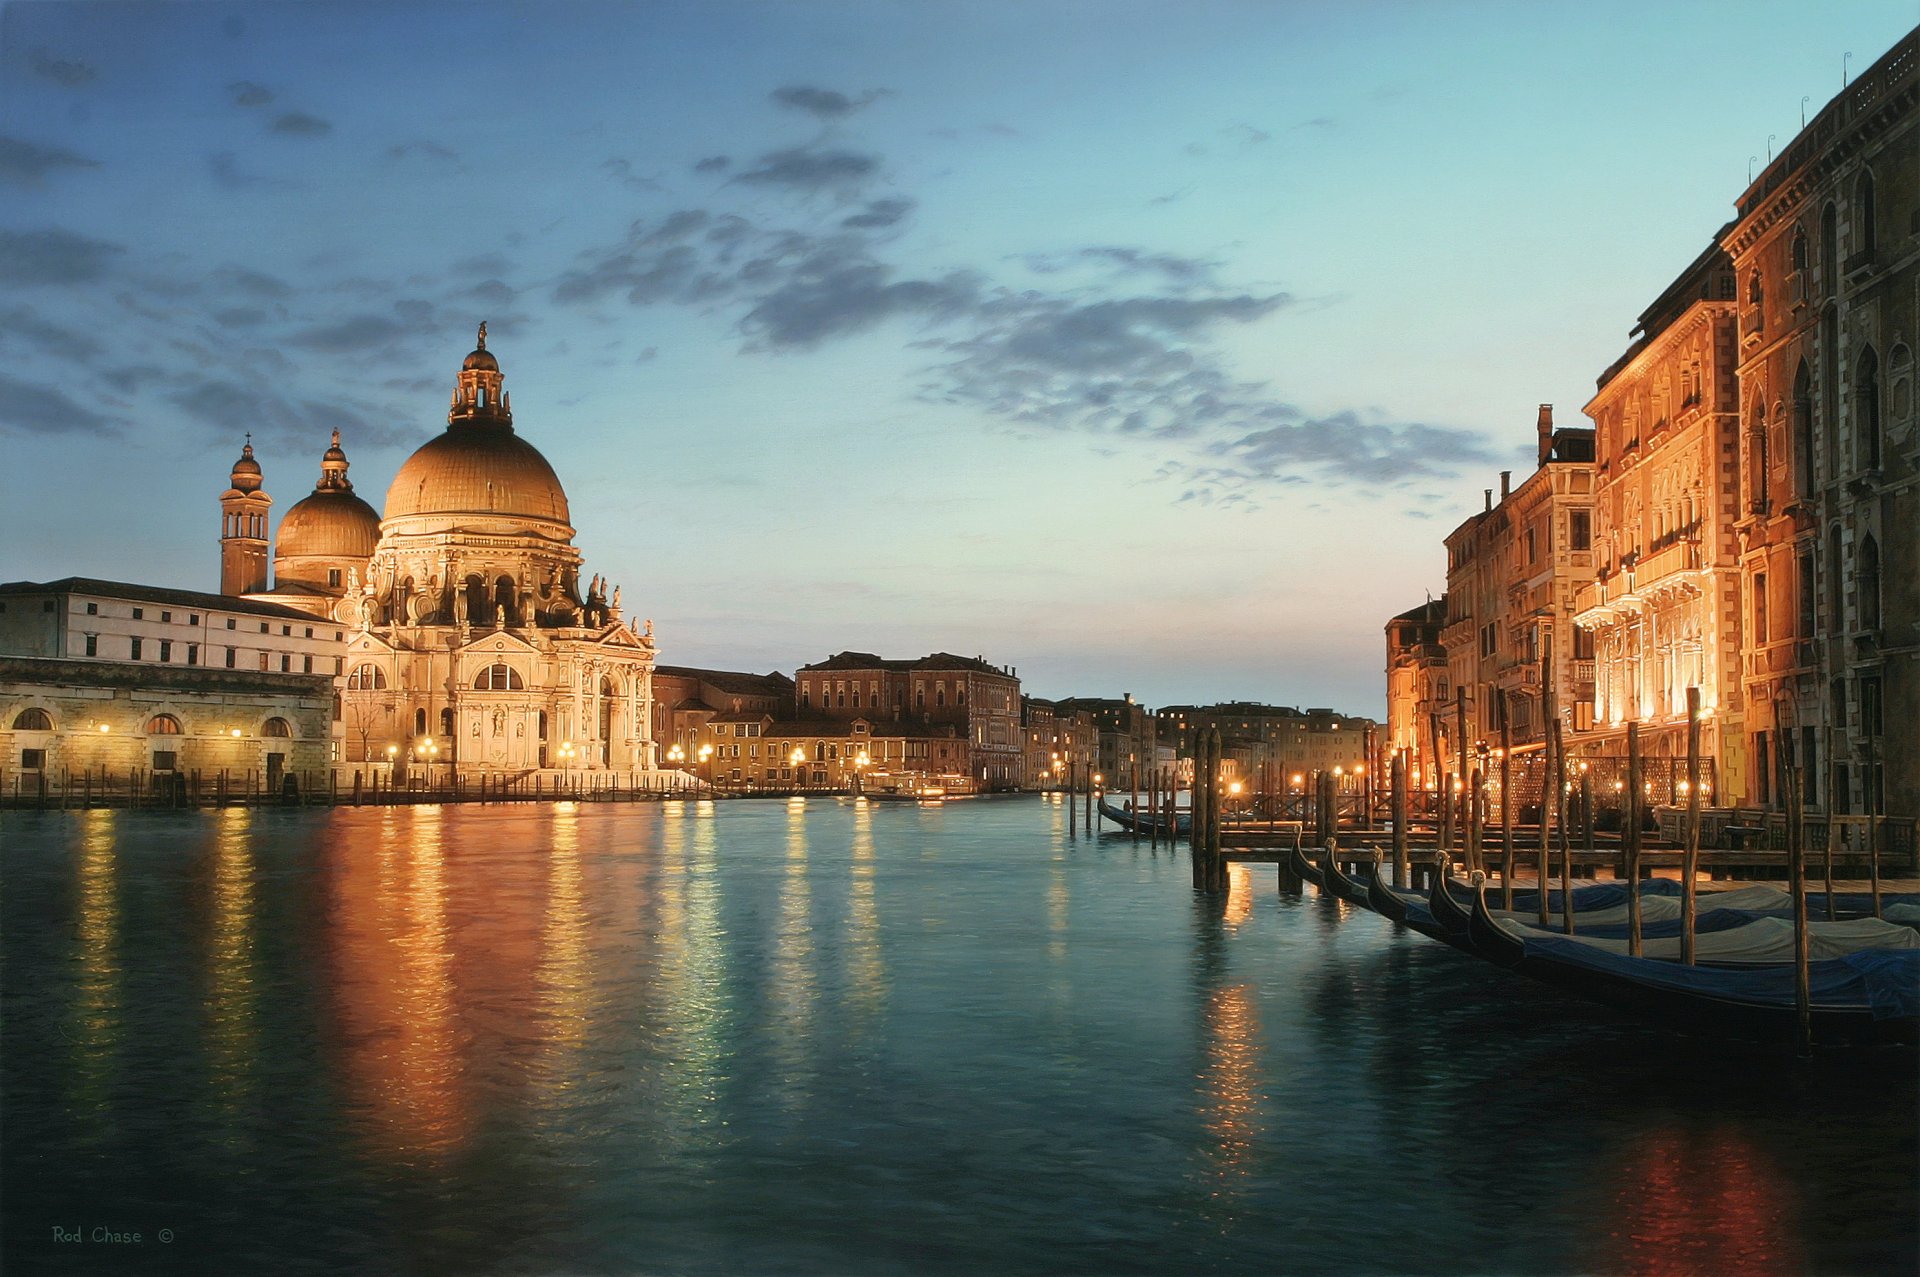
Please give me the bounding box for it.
[1484,488,1493,512]
[1499,470,1511,500]
[1537,403,1554,465]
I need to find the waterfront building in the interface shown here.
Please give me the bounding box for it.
[0,578,339,791]
[1720,30,1917,816]
[1571,243,1745,795]
[1154,702,1374,794]
[1384,598,1450,790]
[652,665,796,760]
[1053,694,1153,788]
[689,712,968,790]
[795,652,1021,788]
[1019,696,1101,789]
[1439,407,1597,773]
[221,327,659,776]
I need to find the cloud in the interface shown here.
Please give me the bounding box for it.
[1211,413,1494,484]
[0,135,100,186]
[207,151,292,190]
[271,111,332,137]
[213,306,271,328]
[30,50,96,88]
[601,158,662,191]
[286,314,414,353]
[770,85,887,119]
[228,81,274,108]
[211,265,293,299]
[0,228,123,286]
[741,249,980,349]
[389,139,458,162]
[0,307,105,363]
[734,146,881,193]
[1021,246,1219,287]
[693,155,730,173]
[0,372,113,435]
[168,376,400,448]
[841,197,915,230]
[455,278,517,306]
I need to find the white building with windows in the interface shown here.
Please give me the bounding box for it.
[0,578,340,792]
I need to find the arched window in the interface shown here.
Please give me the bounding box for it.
[147,714,182,735]
[1856,346,1881,471]
[1858,536,1881,632]
[1790,225,1808,272]
[464,575,488,626]
[1854,170,1876,260]
[440,707,454,736]
[473,663,524,691]
[11,707,52,731]
[1828,531,1844,638]
[1821,202,1838,293]
[1792,361,1814,498]
[414,708,427,736]
[347,663,387,690]
[264,717,292,738]
[493,575,516,625]
[1745,404,1768,513]
[1747,271,1763,306]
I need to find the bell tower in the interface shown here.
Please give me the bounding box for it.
[219,437,273,595]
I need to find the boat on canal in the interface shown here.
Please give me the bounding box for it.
[1097,796,1191,835]
[1467,875,1920,1045]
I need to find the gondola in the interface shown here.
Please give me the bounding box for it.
[1289,840,1324,889]
[1096,796,1190,835]
[1365,850,1410,924]
[1319,843,1372,906]
[1468,874,1919,1045]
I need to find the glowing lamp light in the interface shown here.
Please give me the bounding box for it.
[790,748,805,766]
[1228,781,1242,795]
[231,728,242,737]
[97,723,110,733]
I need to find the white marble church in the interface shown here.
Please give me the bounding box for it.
[221,325,658,775]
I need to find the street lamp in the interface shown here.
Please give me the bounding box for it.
[853,750,871,795]
[386,742,399,784]
[698,743,713,792]
[790,747,805,790]
[558,740,576,778]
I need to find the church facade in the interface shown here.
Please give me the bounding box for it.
[225,326,659,776]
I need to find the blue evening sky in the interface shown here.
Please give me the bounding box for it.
[1,2,1911,713]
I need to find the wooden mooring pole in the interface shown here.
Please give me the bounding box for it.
[1626,722,1643,956]
[1499,711,1513,909]
[1391,751,1408,889]
[1683,687,1702,965]
[1784,735,1812,1051]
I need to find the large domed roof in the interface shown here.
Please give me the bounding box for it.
[384,426,571,524]
[383,325,572,526]
[278,488,382,559]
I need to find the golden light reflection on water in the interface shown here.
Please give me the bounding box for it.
[1048,861,1070,963]
[1224,863,1252,930]
[532,805,591,1111]
[68,809,120,1126]
[205,807,259,1116]
[329,805,467,1164]
[1199,983,1263,1204]
[654,801,727,1145]
[769,799,817,1112]
[1601,1125,1802,1275]
[846,801,886,1025]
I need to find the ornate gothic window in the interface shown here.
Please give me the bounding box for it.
[1856,346,1881,471]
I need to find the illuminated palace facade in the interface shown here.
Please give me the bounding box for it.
[225,327,659,775]
[1388,30,1917,815]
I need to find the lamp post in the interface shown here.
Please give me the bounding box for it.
[558,740,576,788]
[790,747,806,791]
[698,743,713,793]
[853,750,871,795]
[424,737,440,791]
[386,742,399,786]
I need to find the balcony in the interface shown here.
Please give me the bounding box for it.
[1741,305,1765,348]
[1844,250,1877,284]
[1786,269,1807,308]
[1571,541,1708,627]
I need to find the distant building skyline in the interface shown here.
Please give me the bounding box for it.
[2,3,1913,714]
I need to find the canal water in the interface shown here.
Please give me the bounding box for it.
[2,797,1914,1276]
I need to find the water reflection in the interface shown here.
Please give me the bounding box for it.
[1602,1126,1801,1275]
[328,805,467,1164]
[846,800,885,1029]
[769,799,817,1114]
[532,805,591,1119]
[67,810,120,1134]
[205,807,260,1124]
[1190,893,1267,1221]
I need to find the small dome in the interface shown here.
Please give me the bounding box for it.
[384,427,570,525]
[322,428,348,465]
[278,489,382,560]
[463,347,499,373]
[229,441,263,493]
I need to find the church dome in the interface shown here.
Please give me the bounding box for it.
[382,326,571,526]
[278,487,382,558]
[384,428,571,524]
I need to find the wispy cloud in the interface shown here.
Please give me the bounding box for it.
[30,49,96,88]
[734,146,883,194]
[389,139,458,162]
[770,85,888,119]
[0,228,123,286]
[0,135,100,186]
[0,372,114,435]
[271,111,332,137]
[227,80,274,108]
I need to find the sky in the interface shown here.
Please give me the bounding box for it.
[2,1,1913,716]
